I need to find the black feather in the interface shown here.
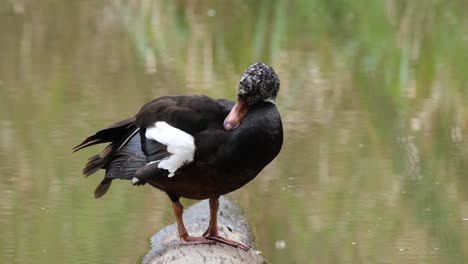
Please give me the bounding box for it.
[73,117,136,152]
[83,155,105,176]
[94,178,112,198]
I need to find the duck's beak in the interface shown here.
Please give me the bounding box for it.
[224,99,249,131]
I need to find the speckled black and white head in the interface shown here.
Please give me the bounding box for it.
[224,62,280,131]
[238,62,280,105]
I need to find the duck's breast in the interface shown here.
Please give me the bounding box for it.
[217,102,283,181]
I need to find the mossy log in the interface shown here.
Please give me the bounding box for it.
[141,196,266,264]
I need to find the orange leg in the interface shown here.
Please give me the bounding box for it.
[172,202,213,245]
[202,197,250,251]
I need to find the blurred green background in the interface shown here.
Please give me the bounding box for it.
[1,0,468,263]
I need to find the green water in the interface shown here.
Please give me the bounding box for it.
[1,1,467,263]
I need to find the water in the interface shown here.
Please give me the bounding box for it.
[1,1,467,263]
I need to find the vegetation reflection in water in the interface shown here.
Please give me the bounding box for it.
[0,0,467,263]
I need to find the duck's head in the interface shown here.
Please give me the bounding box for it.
[224,62,280,131]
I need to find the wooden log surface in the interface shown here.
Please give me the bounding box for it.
[141,196,266,264]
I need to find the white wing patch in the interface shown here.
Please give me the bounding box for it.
[145,121,195,177]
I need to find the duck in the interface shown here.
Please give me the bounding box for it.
[73,62,283,250]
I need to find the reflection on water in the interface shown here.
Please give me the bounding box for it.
[1,1,468,263]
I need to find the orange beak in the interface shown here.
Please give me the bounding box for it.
[223,99,249,131]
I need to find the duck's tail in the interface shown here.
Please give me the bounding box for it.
[74,117,143,198]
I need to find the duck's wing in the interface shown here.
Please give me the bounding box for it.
[132,95,230,180]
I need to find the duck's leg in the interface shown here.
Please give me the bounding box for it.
[202,197,250,251]
[172,201,213,245]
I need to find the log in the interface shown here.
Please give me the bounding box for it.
[141,196,266,264]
